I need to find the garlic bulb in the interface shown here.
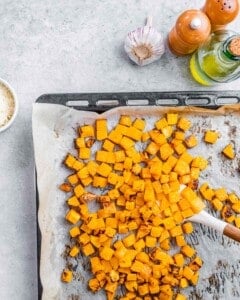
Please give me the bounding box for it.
[124,16,165,66]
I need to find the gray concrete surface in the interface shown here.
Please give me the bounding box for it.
[0,0,239,299]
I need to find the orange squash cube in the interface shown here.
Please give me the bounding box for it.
[96,119,108,140]
[167,113,178,125]
[177,117,191,131]
[185,135,198,148]
[204,130,219,144]
[61,269,73,283]
[65,209,81,224]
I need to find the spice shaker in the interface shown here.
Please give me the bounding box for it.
[202,0,239,32]
[168,10,211,56]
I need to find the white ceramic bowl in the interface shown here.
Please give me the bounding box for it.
[0,78,18,133]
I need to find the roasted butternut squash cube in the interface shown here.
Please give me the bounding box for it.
[174,131,185,140]
[176,235,186,247]
[78,232,90,245]
[180,278,188,288]
[114,162,124,171]
[173,143,186,155]
[114,150,125,162]
[75,137,85,148]
[65,209,81,224]
[181,245,195,258]
[134,239,145,252]
[64,154,76,168]
[149,284,160,295]
[212,198,223,211]
[88,278,100,292]
[176,294,187,300]
[149,130,167,145]
[120,115,132,126]
[100,246,114,261]
[69,245,80,257]
[80,125,94,137]
[185,135,198,148]
[204,130,219,144]
[124,157,133,170]
[177,117,191,131]
[199,183,214,200]
[167,113,178,125]
[141,131,150,142]
[92,176,108,188]
[145,236,157,247]
[180,152,193,164]
[64,177,74,192]
[120,136,135,150]
[74,184,85,197]
[155,117,168,130]
[228,193,238,204]
[95,119,108,140]
[67,174,79,185]
[115,124,128,135]
[163,217,175,230]
[191,156,208,170]
[189,256,203,271]
[182,222,193,234]
[108,129,122,144]
[123,234,136,248]
[77,167,89,179]
[232,203,240,213]
[170,225,183,237]
[80,176,92,186]
[69,226,80,238]
[61,269,73,283]
[125,126,142,141]
[67,196,79,207]
[161,125,173,138]
[85,161,98,176]
[82,243,95,256]
[133,118,146,130]
[108,189,120,200]
[215,188,228,201]
[97,163,112,177]
[181,208,194,218]
[146,142,159,155]
[173,253,184,267]
[235,217,240,228]
[102,139,115,152]
[168,191,180,203]
[151,226,163,237]
[132,179,145,192]
[174,159,190,176]
[190,272,199,285]
[159,143,174,161]
[183,266,194,280]
[88,218,105,230]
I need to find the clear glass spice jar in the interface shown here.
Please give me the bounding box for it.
[190,30,240,85]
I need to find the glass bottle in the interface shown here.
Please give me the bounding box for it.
[190,30,240,85]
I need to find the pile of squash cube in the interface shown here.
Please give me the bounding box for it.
[60,113,211,300]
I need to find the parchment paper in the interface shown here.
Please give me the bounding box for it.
[32,103,240,300]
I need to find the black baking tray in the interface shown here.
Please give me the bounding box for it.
[35,91,240,299]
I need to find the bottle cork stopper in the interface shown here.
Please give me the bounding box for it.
[229,37,240,56]
[190,18,202,30]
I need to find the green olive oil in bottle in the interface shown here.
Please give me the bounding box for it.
[190,30,240,85]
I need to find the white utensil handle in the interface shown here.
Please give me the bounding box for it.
[188,210,226,233]
[188,211,240,242]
